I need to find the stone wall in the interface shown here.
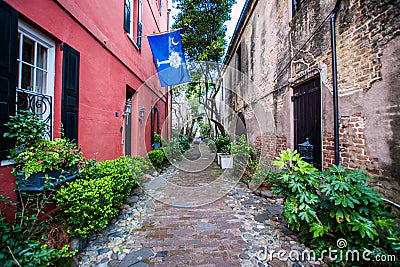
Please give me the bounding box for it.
[222,0,400,203]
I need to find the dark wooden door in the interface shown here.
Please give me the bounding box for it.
[292,77,322,169]
[124,93,133,156]
[61,43,80,143]
[0,1,17,159]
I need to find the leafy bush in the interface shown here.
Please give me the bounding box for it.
[268,149,400,262]
[198,121,211,137]
[231,135,255,164]
[126,156,152,175]
[153,133,162,143]
[3,110,47,147]
[162,138,183,162]
[214,135,231,154]
[0,192,75,266]
[147,148,165,169]
[55,156,142,237]
[231,135,257,182]
[178,135,191,153]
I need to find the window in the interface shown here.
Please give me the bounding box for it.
[18,21,55,96]
[156,0,162,14]
[17,21,55,137]
[236,45,242,82]
[124,0,131,33]
[125,0,143,48]
[292,0,306,16]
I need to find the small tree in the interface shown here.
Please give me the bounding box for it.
[172,0,235,135]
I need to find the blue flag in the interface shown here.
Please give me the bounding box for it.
[147,30,191,87]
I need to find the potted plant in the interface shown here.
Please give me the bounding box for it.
[214,135,231,167]
[219,144,233,169]
[12,138,84,192]
[4,111,85,192]
[152,133,162,149]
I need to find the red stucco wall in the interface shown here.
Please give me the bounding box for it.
[4,0,169,160]
[1,0,170,211]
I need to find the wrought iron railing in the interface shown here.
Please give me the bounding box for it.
[16,88,53,139]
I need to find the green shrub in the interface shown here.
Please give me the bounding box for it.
[178,135,191,153]
[214,135,231,154]
[162,138,183,162]
[231,135,255,166]
[231,135,257,183]
[126,155,152,175]
[153,133,162,143]
[55,156,142,237]
[0,193,75,267]
[268,149,400,263]
[198,121,211,137]
[147,148,165,169]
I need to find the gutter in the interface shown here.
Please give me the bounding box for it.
[330,0,342,165]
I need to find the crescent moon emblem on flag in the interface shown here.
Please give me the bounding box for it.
[171,36,179,46]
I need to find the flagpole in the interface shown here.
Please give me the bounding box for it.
[130,28,182,39]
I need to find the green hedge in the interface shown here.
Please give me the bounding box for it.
[55,156,145,237]
[146,148,165,169]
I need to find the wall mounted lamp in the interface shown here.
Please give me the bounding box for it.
[139,106,145,122]
[124,99,132,117]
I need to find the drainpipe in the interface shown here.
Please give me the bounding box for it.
[330,0,342,166]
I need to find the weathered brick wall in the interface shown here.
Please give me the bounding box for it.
[254,135,287,163]
[338,4,398,87]
[336,0,400,95]
[223,0,400,204]
[323,113,380,173]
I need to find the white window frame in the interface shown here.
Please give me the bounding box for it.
[127,0,142,49]
[17,20,55,98]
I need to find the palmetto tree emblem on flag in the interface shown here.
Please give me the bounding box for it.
[157,51,182,69]
[148,29,191,87]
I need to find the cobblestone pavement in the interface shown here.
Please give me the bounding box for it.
[77,144,327,267]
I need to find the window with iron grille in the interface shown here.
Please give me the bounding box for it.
[17,21,55,139]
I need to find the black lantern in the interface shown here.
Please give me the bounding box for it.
[298,138,313,162]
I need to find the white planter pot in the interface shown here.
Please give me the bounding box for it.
[220,155,233,169]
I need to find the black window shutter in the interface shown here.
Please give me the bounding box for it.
[0,1,18,159]
[61,43,80,143]
[124,0,131,33]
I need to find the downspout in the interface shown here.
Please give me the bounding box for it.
[330,0,342,165]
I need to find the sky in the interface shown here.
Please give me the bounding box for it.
[224,0,247,44]
[168,0,247,45]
